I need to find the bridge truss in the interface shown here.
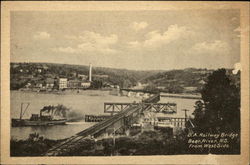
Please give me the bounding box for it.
[104,102,177,114]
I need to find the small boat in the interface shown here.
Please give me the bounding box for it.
[12,103,68,127]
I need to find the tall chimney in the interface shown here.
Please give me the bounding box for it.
[89,63,92,82]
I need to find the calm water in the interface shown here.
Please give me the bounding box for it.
[11,90,197,140]
[159,96,198,118]
[11,90,140,140]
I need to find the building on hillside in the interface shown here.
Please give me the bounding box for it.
[12,64,20,68]
[46,78,55,89]
[198,80,206,85]
[81,82,91,89]
[58,78,67,89]
[37,68,42,73]
[35,83,43,88]
[42,65,49,70]
[25,82,32,88]
[71,72,77,77]
[132,82,148,90]
[183,86,198,93]
[102,82,112,88]
[156,86,166,90]
[78,74,88,80]
[68,79,81,89]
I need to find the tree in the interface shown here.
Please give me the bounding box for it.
[144,84,159,92]
[122,79,132,88]
[90,80,103,89]
[192,100,205,129]
[194,69,240,132]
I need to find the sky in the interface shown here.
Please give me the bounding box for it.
[11,10,240,70]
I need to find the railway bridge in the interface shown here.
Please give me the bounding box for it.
[45,94,160,156]
[45,93,192,156]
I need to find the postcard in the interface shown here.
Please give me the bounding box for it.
[1,1,249,164]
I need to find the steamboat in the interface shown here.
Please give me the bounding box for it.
[12,103,68,127]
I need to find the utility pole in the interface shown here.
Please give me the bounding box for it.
[112,126,116,156]
[89,63,92,82]
[182,109,189,123]
[20,103,23,120]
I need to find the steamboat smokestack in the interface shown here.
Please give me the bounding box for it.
[89,63,92,82]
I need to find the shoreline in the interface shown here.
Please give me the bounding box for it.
[11,89,201,98]
[11,88,113,95]
[160,92,201,100]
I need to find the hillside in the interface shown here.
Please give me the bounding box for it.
[140,68,215,93]
[10,62,160,90]
[11,62,237,94]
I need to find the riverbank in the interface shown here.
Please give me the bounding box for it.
[15,88,113,95]
[160,92,201,99]
[13,89,201,98]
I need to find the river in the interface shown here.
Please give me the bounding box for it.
[11,90,198,140]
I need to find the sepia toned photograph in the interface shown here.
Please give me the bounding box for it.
[1,1,249,164]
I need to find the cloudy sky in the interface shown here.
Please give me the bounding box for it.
[11,10,240,70]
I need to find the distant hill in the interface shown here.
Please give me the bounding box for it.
[140,68,215,93]
[11,62,236,94]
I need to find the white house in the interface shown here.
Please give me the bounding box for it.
[59,78,67,89]
[81,82,91,89]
